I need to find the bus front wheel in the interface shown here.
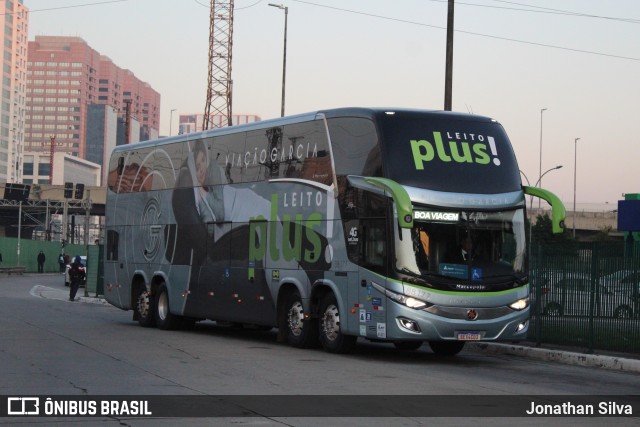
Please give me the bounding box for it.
[283,290,317,348]
[319,293,356,354]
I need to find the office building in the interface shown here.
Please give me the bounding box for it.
[25,36,160,183]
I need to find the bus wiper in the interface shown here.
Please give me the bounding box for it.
[397,268,427,283]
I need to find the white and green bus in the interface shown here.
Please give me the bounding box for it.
[104,108,565,355]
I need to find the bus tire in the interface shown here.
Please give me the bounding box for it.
[283,289,317,348]
[428,341,465,356]
[155,283,180,330]
[319,293,356,354]
[135,286,156,328]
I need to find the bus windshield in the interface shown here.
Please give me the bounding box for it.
[396,208,527,285]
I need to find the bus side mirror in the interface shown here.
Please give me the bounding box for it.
[523,186,566,234]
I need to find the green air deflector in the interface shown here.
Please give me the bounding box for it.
[364,177,414,229]
[523,186,567,234]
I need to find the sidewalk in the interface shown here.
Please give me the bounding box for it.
[469,342,640,374]
[26,276,640,374]
[30,283,109,306]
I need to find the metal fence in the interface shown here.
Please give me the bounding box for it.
[529,240,640,354]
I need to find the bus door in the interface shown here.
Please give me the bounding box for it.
[354,217,390,340]
[105,227,129,309]
[341,183,393,340]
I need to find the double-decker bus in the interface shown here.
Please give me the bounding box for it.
[104,108,565,355]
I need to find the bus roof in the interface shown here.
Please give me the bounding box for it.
[111,108,499,155]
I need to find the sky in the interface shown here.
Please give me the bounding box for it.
[26,0,640,210]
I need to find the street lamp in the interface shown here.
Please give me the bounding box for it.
[538,108,547,208]
[573,137,580,238]
[169,109,176,136]
[535,165,563,187]
[521,165,563,210]
[269,3,288,117]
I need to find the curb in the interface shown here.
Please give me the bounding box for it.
[30,285,109,306]
[470,342,640,374]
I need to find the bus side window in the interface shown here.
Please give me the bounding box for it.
[362,219,387,274]
[107,230,119,261]
[117,157,124,175]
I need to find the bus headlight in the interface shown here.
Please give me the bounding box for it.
[371,282,428,310]
[509,297,529,311]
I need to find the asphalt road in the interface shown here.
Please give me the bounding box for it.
[1,273,639,426]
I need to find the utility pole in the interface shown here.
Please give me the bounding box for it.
[17,201,22,267]
[269,3,288,117]
[48,136,56,184]
[84,189,91,297]
[124,99,132,144]
[444,0,454,111]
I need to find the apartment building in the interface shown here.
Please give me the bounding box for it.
[0,0,29,183]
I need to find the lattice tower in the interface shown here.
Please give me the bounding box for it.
[203,0,234,130]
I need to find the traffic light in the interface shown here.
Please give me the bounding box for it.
[75,183,85,199]
[64,182,73,198]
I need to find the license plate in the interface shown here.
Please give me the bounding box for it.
[456,331,482,341]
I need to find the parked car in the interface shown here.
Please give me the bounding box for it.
[64,256,87,287]
[600,269,640,289]
[600,269,640,318]
[541,273,637,318]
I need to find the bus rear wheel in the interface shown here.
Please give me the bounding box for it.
[283,289,317,348]
[135,286,156,328]
[155,283,181,330]
[428,341,465,356]
[319,293,356,354]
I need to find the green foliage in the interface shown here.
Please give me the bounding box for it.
[531,213,573,244]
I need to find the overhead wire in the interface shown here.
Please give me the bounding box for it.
[290,0,640,62]
[488,0,640,24]
[3,0,129,15]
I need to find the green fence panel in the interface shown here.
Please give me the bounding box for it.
[530,241,640,354]
[86,245,104,296]
[0,237,94,274]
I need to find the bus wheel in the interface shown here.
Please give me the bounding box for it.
[319,293,356,354]
[428,341,465,356]
[155,284,180,330]
[394,341,423,351]
[135,287,156,328]
[283,290,316,348]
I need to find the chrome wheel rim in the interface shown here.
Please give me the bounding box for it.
[137,290,151,319]
[322,304,340,341]
[158,290,169,321]
[287,301,305,337]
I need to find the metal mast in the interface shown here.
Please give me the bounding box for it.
[203,0,234,130]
